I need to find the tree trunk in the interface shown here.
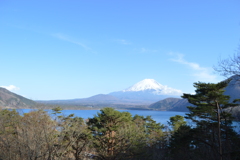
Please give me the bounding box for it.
[216,102,222,160]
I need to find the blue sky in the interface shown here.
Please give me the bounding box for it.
[0,0,240,100]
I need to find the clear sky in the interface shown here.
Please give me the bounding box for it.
[0,0,240,100]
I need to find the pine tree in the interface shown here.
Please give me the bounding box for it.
[182,81,238,160]
[168,115,187,132]
[87,107,133,159]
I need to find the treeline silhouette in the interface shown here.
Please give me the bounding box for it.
[0,81,239,160]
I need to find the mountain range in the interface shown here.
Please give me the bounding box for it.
[35,76,240,111]
[38,79,183,107]
[1,76,240,112]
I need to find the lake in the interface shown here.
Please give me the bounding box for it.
[16,109,240,133]
[18,109,187,126]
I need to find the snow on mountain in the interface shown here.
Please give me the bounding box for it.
[123,79,182,96]
[123,79,162,91]
[40,79,185,106]
[109,79,183,103]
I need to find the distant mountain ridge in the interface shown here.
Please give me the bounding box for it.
[37,76,240,112]
[1,76,240,112]
[0,87,37,108]
[38,94,122,105]
[39,79,183,106]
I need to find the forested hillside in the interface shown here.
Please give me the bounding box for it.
[148,98,193,112]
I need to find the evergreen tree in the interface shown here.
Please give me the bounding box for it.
[132,115,167,160]
[168,115,187,132]
[133,115,165,146]
[182,81,239,160]
[55,114,91,160]
[87,107,133,159]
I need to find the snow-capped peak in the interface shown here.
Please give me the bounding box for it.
[123,79,163,91]
[123,79,182,96]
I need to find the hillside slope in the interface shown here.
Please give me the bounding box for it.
[0,87,37,108]
[148,98,192,112]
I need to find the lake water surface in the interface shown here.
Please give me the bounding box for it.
[19,109,187,125]
[17,109,239,133]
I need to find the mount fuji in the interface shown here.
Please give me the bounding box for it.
[36,76,240,112]
[39,79,183,106]
[109,79,182,103]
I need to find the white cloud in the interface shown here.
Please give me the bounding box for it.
[52,33,92,51]
[157,86,183,96]
[115,39,131,45]
[1,85,20,92]
[170,53,218,82]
